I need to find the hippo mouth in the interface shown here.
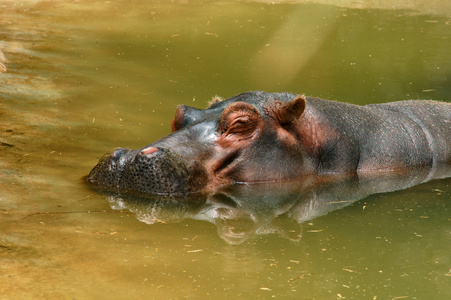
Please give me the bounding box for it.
[86,147,206,197]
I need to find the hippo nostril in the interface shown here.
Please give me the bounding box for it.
[111,148,129,161]
[140,146,160,156]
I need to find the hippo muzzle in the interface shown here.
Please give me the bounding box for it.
[86,147,205,197]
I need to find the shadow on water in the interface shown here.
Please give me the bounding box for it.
[106,166,451,245]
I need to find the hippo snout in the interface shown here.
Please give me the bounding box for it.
[87,147,203,197]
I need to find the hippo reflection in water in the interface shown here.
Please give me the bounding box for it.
[107,170,450,244]
[87,91,451,197]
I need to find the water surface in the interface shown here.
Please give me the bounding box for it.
[1,1,450,299]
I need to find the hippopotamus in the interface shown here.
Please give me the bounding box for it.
[86,91,451,197]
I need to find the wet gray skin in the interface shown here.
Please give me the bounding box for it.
[86,92,297,197]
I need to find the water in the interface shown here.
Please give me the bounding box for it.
[1,0,450,299]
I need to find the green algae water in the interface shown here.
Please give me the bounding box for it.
[1,1,450,299]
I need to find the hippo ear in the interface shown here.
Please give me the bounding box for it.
[171,105,204,132]
[278,96,306,125]
[269,96,306,126]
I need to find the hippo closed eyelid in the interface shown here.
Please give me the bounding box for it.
[219,102,261,134]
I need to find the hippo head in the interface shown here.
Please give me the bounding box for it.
[86,91,307,197]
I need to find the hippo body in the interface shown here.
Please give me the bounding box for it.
[87,91,451,197]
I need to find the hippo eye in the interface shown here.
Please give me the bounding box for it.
[224,116,253,135]
[219,102,261,138]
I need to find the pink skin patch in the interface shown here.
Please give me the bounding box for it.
[140,147,159,155]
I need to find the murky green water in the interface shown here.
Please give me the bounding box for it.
[1,1,450,299]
